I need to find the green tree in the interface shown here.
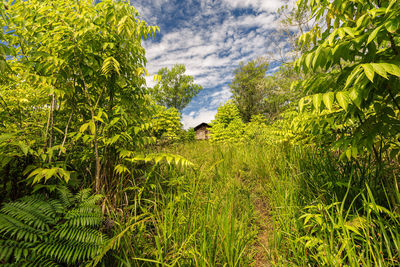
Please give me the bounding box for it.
[261,62,308,120]
[294,0,400,164]
[150,64,203,111]
[151,105,182,141]
[0,0,159,194]
[185,128,196,142]
[209,101,245,143]
[229,57,269,122]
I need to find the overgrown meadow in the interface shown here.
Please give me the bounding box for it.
[0,0,400,266]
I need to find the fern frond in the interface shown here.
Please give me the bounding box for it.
[74,188,92,202]
[51,225,108,245]
[0,188,107,265]
[19,196,64,219]
[36,240,102,264]
[65,211,103,227]
[1,201,55,230]
[29,256,62,267]
[0,214,45,242]
[0,239,32,262]
[56,186,74,209]
[82,194,104,206]
[65,194,104,227]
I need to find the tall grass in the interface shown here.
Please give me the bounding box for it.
[104,142,260,266]
[258,145,400,266]
[103,142,399,266]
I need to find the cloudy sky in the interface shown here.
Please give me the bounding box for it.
[131,0,294,128]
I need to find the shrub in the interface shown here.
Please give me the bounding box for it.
[0,187,107,266]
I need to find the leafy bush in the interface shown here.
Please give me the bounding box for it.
[151,105,182,142]
[184,128,196,142]
[209,101,245,143]
[0,0,160,195]
[294,0,400,162]
[0,187,107,266]
[209,101,296,145]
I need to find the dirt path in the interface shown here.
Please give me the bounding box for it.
[252,186,274,266]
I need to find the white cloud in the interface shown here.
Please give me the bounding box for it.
[210,86,232,107]
[181,108,217,129]
[143,11,285,91]
[133,0,293,128]
[221,0,285,12]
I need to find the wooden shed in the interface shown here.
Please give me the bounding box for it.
[194,123,211,140]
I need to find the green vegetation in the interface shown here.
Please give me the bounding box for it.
[0,0,399,266]
[150,64,203,112]
[0,187,106,265]
[151,105,182,142]
[294,0,400,163]
[230,57,269,122]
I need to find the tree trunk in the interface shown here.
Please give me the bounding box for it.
[92,114,101,193]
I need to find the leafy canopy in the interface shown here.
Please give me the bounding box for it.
[230,57,269,122]
[209,101,245,143]
[294,0,400,161]
[150,64,203,111]
[151,105,182,141]
[0,0,161,193]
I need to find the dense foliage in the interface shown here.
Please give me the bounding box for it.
[0,0,399,266]
[0,187,106,265]
[0,0,162,195]
[150,64,203,111]
[0,0,190,265]
[294,0,400,164]
[209,101,245,143]
[151,105,182,142]
[229,57,269,122]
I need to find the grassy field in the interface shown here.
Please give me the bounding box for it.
[105,141,399,266]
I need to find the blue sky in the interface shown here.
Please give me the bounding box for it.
[131,0,294,128]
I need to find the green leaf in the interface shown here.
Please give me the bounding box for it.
[345,66,362,88]
[45,168,58,181]
[312,47,322,69]
[352,146,358,158]
[371,63,388,79]
[367,25,382,45]
[349,88,362,108]
[346,148,352,160]
[18,142,29,156]
[322,92,335,111]
[343,27,355,38]
[384,18,399,33]
[338,28,345,39]
[356,14,367,28]
[362,64,375,82]
[79,123,89,133]
[299,97,305,112]
[381,63,400,77]
[336,91,350,111]
[327,29,338,45]
[386,0,397,13]
[305,53,313,70]
[313,94,322,112]
[89,121,96,135]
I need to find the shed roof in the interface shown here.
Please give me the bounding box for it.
[194,122,211,131]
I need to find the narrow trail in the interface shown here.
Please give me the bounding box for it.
[252,185,273,267]
[253,194,273,267]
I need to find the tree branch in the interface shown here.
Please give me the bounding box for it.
[58,111,73,157]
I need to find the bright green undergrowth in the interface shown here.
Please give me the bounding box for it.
[124,141,399,266]
[104,142,261,266]
[1,141,398,266]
